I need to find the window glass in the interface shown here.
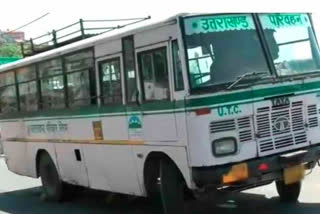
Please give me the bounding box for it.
[17,66,36,82]
[183,14,269,90]
[64,50,94,107]
[41,76,65,109]
[123,36,137,102]
[172,40,184,91]
[100,58,122,104]
[0,71,17,113]
[19,81,38,111]
[139,48,170,101]
[39,58,63,78]
[259,13,320,76]
[0,86,18,113]
[67,70,91,107]
[65,50,94,73]
[0,72,15,87]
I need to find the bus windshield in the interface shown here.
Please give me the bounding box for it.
[183,14,270,90]
[259,13,320,76]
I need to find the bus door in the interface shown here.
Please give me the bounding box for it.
[135,42,178,142]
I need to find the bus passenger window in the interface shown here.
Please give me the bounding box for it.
[122,36,137,102]
[65,50,94,107]
[17,66,38,112]
[39,58,65,109]
[0,71,18,113]
[99,58,122,104]
[138,47,170,101]
[172,40,184,91]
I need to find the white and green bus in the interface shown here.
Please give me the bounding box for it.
[1,13,320,213]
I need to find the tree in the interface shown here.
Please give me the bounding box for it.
[0,43,22,58]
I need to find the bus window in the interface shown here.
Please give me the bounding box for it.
[122,36,137,102]
[259,13,320,76]
[39,58,65,109]
[0,71,18,113]
[183,14,269,90]
[172,40,184,91]
[65,50,94,107]
[99,58,122,105]
[138,47,170,101]
[17,66,38,112]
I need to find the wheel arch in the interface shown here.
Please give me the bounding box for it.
[35,149,59,178]
[143,150,192,191]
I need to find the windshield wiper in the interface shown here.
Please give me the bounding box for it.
[227,72,268,90]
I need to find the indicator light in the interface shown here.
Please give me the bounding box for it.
[195,108,211,116]
[258,163,269,171]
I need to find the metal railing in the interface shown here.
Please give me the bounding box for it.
[21,16,151,57]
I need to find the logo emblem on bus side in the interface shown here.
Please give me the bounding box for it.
[273,116,290,131]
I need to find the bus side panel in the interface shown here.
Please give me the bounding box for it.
[54,118,93,187]
[55,143,89,187]
[143,113,178,142]
[1,121,27,176]
[100,116,128,141]
[82,144,142,196]
[132,145,192,195]
[2,141,27,176]
[95,39,121,58]
[25,142,58,178]
[134,23,178,48]
[186,101,257,167]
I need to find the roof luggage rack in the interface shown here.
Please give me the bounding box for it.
[21,16,151,57]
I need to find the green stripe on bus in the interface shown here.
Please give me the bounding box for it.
[1,80,320,122]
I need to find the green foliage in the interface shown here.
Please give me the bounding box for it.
[0,43,22,58]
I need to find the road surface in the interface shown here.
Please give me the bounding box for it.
[0,155,319,214]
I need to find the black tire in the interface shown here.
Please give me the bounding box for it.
[276,180,301,202]
[159,159,185,214]
[39,152,63,202]
[144,159,162,205]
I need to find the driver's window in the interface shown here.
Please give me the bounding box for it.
[138,47,170,101]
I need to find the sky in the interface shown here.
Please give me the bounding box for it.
[0,0,320,39]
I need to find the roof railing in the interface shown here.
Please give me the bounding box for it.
[21,16,151,57]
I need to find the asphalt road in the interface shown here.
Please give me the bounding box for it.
[1,154,320,214]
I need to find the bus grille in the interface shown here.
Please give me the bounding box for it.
[210,117,253,143]
[308,104,319,128]
[256,101,308,156]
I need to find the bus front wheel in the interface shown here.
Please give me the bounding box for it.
[159,159,185,214]
[276,180,301,202]
[39,152,63,202]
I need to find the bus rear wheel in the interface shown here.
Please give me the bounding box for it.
[276,180,301,202]
[39,152,63,202]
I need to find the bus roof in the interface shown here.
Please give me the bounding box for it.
[0,13,188,73]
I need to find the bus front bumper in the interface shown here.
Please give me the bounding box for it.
[192,145,320,190]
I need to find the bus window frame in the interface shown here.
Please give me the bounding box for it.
[0,70,19,113]
[136,42,173,103]
[16,65,39,112]
[38,56,66,110]
[171,39,184,92]
[97,54,125,106]
[256,13,320,79]
[122,35,138,104]
[63,47,96,108]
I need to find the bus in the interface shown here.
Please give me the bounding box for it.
[1,13,320,213]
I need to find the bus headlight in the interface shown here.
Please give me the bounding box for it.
[212,138,237,157]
